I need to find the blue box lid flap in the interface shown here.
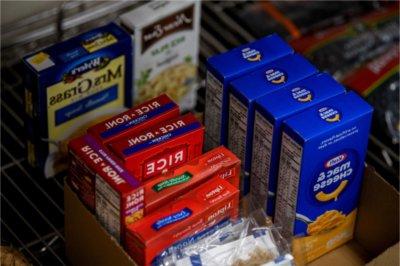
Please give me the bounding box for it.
[256,73,346,120]
[284,91,373,141]
[207,34,293,80]
[230,53,318,104]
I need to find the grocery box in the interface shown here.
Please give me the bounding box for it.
[65,166,399,266]
[228,54,317,194]
[204,34,293,151]
[69,134,238,245]
[251,73,345,217]
[109,113,204,181]
[119,0,201,110]
[144,145,240,213]
[125,177,240,265]
[274,92,373,263]
[23,22,132,178]
[87,94,179,145]
[68,135,143,243]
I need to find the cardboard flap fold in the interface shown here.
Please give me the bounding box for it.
[355,166,399,258]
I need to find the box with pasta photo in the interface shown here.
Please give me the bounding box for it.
[250,73,345,217]
[274,91,373,263]
[120,0,201,110]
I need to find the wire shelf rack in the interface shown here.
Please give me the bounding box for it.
[1,1,398,265]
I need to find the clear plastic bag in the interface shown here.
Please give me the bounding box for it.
[154,200,294,266]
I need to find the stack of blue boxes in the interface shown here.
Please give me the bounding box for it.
[204,34,373,263]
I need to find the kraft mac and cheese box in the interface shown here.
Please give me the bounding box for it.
[274,91,373,263]
[228,54,317,194]
[120,0,201,110]
[87,94,179,145]
[251,73,345,216]
[145,145,240,213]
[68,135,143,243]
[23,22,132,178]
[204,34,293,151]
[110,113,204,181]
[126,178,240,265]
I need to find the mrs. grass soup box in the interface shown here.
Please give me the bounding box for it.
[251,73,345,216]
[204,34,293,150]
[109,113,204,181]
[126,178,240,266]
[228,54,317,194]
[274,91,373,263]
[120,0,201,110]
[87,94,179,145]
[23,22,132,178]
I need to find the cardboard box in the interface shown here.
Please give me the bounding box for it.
[204,34,293,150]
[23,22,132,178]
[119,0,201,110]
[250,73,345,216]
[65,165,399,266]
[109,113,204,181]
[87,94,179,145]
[228,54,317,194]
[274,92,373,263]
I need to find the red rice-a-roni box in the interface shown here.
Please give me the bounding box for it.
[68,138,235,244]
[87,94,179,145]
[68,135,144,243]
[109,113,204,181]
[144,146,240,214]
[126,178,240,266]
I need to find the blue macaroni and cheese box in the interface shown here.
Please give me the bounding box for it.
[274,91,373,263]
[228,54,317,194]
[23,22,132,178]
[251,73,345,216]
[204,34,293,151]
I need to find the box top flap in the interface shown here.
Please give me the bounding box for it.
[355,165,399,257]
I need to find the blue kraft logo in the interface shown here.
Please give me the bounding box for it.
[242,47,262,62]
[265,68,287,84]
[310,150,358,204]
[318,107,341,123]
[291,87,313,102]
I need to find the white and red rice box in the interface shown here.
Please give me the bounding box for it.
[68,134,143,243]
[87,94,179,145]
[109,113,204,182]
[119,0,201,110]
[126,178,240,265]
[144,146,240,214]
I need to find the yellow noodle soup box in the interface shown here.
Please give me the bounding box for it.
[120,0,201,110]
[274,91,373,263]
